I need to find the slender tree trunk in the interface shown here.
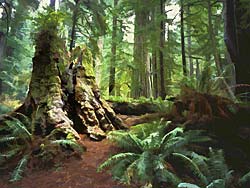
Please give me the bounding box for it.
[223,0,236,93]
[159,0,166,99]
[50,0,56,9]
[69,0,79,52]
[187,5,193,76]
[196,59,200,79]
[207,0,222,76]
[0,32,6,94]
[180,0,187,76]
[109,0,118,96]
[152,52,158,98]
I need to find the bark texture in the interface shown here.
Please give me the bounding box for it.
[16,28,124,141]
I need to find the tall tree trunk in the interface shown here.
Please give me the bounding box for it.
[152,52,158,98]
[159,0,166,99]
[207,0,222,76]
[196,59,200,79]
[69,0,79,52]
[0,32,6,94]
[50,0,56,9]
[109,0,118,96]
[180,0,187,76]
[223,0,236,92]
[224,0,238,63]
[187,5,193,76]
[234,0,250,99]
[131,4,150,98]
[224,0,250,100]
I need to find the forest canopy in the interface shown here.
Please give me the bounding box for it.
[0,0,249,107]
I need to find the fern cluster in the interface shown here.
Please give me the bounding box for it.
[0,113,84,182]
[0,115,32,181]
[98,121,211,187]
[178,149,250,188]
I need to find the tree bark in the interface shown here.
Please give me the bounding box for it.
[50,0,56,9]
[131,3,150,98]
[207,0,222,76]
[180,0,187,76]
[187,5,193,76]
[159,0,166,99]
[0,32,6,94]
[69,0,79,52]
[109,0,118,96]
[234,0,250,99]
[15,28,125,141]
[224,0,250,100]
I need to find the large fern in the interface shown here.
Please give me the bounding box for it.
[178,149,234,188]
[99,122,210,187]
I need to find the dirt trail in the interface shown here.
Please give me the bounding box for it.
[0,137,131,188]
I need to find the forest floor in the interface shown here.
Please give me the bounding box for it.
[0,135,134,188]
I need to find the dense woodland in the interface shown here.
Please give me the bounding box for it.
[0,0,250,188]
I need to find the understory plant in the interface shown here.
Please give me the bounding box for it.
[98,121,211,187]
[178,149,250,188]
[0,113,84,182]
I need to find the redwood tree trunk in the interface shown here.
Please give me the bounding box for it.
[131,4,150,98]
[225,0,250,99]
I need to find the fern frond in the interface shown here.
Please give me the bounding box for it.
[239,171,250,187]
[172,153,208,186]
[206,179,225,188]
[161,127,183,146]
[10,154,29,182]
[191,152,209,177]
[127,133,143,151]
[142,132,161,150]
[136,151,153,182]
[0,148,21,165]
[178,183,201,188]
[0,136,16,144]
[98,153,140,172]
[6,119,31,140]
[158,168,181,186]
[107,130,143,152]
[51,139,84,153]
[184,130,211,144]
[207,149,228,181]
[161,137,186,157]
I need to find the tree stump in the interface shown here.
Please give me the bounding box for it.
[11,27,124,141]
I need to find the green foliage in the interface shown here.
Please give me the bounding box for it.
[98,121,211,187]
[178,149,235,188]
[51,139,85,153]
[10,154,29,182]
[0,113,84,182]
[239,171,250,187]
[32,8,67,36]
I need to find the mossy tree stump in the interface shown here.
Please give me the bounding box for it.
[14,26,124,141]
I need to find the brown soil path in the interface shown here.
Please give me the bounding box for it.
[0,137,133,188]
